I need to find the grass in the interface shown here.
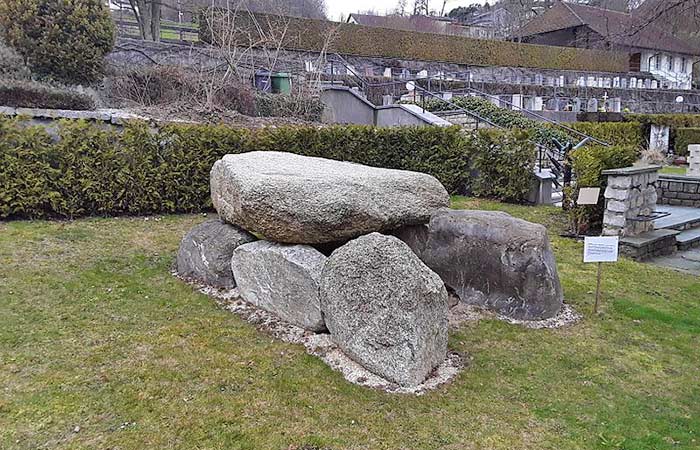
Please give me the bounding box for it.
[659,165,688,175]
[2,198,700,449]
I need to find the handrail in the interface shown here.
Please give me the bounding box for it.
[325,55,609,148]
[444,84,610,147]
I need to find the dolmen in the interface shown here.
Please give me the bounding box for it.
[176,151,564,387]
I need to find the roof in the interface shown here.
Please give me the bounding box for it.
[515,1,700,56]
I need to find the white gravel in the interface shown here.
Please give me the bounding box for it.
[178,272,578,394]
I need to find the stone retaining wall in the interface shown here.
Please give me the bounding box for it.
[657,175,700,208]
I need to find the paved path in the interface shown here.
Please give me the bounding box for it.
[648,248,700,276]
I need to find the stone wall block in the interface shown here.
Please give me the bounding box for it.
[604,187,629,201]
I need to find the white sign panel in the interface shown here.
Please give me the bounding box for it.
[584,237,619,263]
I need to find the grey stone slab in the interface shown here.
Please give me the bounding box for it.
[676,228,700,245]
[654,205,700,230]
[602,165,662,176]
[648,248,700,276]
[620,229,680,248]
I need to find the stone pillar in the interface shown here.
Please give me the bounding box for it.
[602,166,661,237]
[689,145,700,177]
[650,125,670,153]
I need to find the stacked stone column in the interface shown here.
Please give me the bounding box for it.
[602,166,661,237]
[689,144,700,177]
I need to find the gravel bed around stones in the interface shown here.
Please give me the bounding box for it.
[175,272,579,394]
[448,302,582,330]
[175,272,464,395]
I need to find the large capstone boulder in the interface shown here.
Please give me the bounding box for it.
[176,219,256,288]
[395,209,563,321]
[231,241,327,332]
[320,233,448,387]
[210,151,449,244]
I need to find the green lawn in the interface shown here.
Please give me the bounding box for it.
[659,166,688,176]
[2,198,699,449]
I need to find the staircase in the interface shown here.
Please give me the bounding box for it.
[654,205,700,251]
[324,55,609,205]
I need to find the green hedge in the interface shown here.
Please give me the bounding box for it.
[626,114,700,155]
[567,122,644,149]
[675,128,700,156]
[0,118,536,219]
[200,11,629,73]
[0,80,96,110]
[625,114,700,128]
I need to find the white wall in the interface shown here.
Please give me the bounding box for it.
[640,51,696,90]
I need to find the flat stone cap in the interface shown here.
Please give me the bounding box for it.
[602,165,662,176]
[659,174,700,182]
[620,229,680,248]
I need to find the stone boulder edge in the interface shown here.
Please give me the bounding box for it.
[232,241,327,332]
[395,209,563,321]
[320,233,449,387]
[176,219,257,288]
[210,151,450,244]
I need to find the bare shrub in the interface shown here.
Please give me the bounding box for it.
[639,148,670,165]
[105,65,257,115]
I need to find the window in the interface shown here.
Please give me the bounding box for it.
[682,57,688,73]
[655,55,661,70]
[668,56,674,71]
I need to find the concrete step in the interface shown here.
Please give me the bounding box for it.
[653,205,700,231]
[676,228,700,251]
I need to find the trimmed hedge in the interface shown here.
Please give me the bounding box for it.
[626,114,700,155]
[567,121,644,149]
[0,117,536,219]
[0,80,96,110]
[675,128,700,157]
[626,114,700,129]
[200,11,629,73]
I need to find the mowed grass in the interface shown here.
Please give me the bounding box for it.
[659,166,688,176]
[2,198,700,450]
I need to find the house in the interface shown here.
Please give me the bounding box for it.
[458,7,511,40]
[513,1,700,89]
[346,13,493,39]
